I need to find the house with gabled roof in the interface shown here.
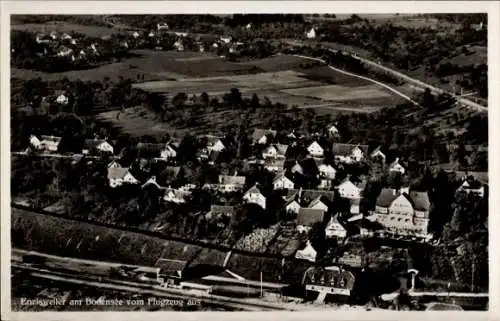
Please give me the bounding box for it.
[264,159,286,173]
[163,188,192,204]
[325,214,347,239]
[38,135,62,152]
[318,163,336,180]
[107,160,121,169]
[291,161,304,175]
[107,167,139,188]
[284,197,301,215]
[308,195,329,212]
[456,177,485,198]
[243,184,266,209]
[251,129,277,145]
[296,208,325,233]
[155,258,187,285]
[332,143,369,163]
[262,144,288,159]
[273,172,294,190]
[295,240,317,262]
[307,141,324,158]
[205,135,226,153]
[83,139,114,155]
[336,178,363,200]
[327,124,340,137]
[388,157,405,175]
[370,146,386,163]
[160,143,177,160]
[374,188,430,237]
[142,176,166,190]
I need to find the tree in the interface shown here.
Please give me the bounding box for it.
[177,134,199,163]
[200,92,209,107]
[172,92,188,109]
[251,93,260,110]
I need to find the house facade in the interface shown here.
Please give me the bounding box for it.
[374,188,430,236]
[332,144,368,164]
[456,179,485,198]
[318,164,336,180]
[325,215,347,239]
[273,174,294,190]
[160,144,177,159]
[38,135,62,152]
[336,179,362,200]
[218,175,246,192]
[264,159,285,173]
[107,167,139,188]
[164,188,192,204]
[308,196,329,212]
[388,158,405,174]
[307,141,324,158]
[370,147,386,163]
[262,144,288,159]
[285,199,301,215]
[243,185,266,209]
[83,139,114,155]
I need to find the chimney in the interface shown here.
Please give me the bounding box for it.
[234,170,238,177]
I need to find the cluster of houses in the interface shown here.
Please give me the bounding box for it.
[26,125,486,244]
[32,31,106,63]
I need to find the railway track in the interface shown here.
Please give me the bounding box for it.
[12,263,292,311]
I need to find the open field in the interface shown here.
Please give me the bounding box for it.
[96,53,406,138]
[281,84,395,102]
[241,54,321,72]
[11,21,118,38]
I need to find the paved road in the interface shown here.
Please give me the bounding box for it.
[292,54,421,107]
[380,290,488,301]
[284,39,487,112]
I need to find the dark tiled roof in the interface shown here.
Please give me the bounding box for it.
[84,139,112,150]
[219,175,246,185]
[286,189,336,202]
[154,258,188,277]
[265,159,286,168]
[210,205,235,216]
[40,135,62,143]
[375,188,399,207]
[251,129,277,142]
[297,208,325,226]
[409,191,431,211]
[107,167,130,180]
[331,143,369,156]
[245,185,262,195]
[165,166,181,177]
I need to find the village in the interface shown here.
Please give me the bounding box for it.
[10,13,489,311]
[24,122,486,250]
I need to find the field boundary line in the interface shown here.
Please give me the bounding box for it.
[292,54,421,107]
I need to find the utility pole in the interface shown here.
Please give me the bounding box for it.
[471,253,476,292]
[260,271,263,297]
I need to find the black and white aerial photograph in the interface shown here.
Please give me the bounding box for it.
[3,1,495,316]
